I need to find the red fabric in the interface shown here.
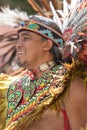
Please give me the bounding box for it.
[61,109,71,130]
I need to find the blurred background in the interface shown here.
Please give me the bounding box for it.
[0,0,35,14]
[0,0,71,15]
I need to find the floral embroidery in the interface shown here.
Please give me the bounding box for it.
[6,65,67,125]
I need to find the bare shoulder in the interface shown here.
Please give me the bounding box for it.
[29,110,64,130]
[69,77,87,101]
[64,77,87,129]
[70,77,86,88]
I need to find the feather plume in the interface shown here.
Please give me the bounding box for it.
[57,10,65,19]
[0,6,28,27]
[70,8,87,28]
[50,1,62,31]
[0,31,18,73]
[27,0,46,16]
[76,14,87,29]
[0,7,29,73]
[63,0,69,17]
[70,0,79,13]
[66,0,82,28]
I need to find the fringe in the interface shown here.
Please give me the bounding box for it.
[4,60,87,130]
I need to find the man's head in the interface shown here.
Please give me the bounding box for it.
[17,15,65,69]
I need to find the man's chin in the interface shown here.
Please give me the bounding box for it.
[18,61,29,68]
[16,57,29,68]
[17,62,23,67]
[16,58,24,67]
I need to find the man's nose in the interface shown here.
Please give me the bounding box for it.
[16,40,23,45]
[16,40,23,50]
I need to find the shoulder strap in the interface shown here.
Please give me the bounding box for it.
[61,109,71,130]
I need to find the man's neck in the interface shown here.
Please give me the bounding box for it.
[32,61,56,79]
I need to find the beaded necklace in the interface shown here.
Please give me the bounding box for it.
[32,60,56,75]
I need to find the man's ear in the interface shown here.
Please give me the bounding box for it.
[43,39,53,51]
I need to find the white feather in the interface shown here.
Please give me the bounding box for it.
[63,0,69,17]
[0,6,29,27]
[50,1,62,32]
[56,10,65,19]
[70,0,79,18]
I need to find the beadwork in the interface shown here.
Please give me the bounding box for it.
[6,65,67,126]
[19,20,64,46]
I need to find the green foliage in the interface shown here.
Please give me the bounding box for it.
[0,0,35,15]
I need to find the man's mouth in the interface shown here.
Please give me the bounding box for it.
[17,51,23,55]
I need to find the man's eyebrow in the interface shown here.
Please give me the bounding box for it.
[19,32,31,37]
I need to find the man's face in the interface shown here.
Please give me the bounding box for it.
[16,30,45,69]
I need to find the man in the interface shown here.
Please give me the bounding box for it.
[5,15,67,130]
[3,13,87,130]
[1,0,87,129]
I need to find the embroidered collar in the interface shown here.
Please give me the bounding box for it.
[6,65,67,126]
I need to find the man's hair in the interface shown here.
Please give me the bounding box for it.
[50,44,62,65]
[41,37,62,65]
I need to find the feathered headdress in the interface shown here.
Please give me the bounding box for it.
[1,1,87,130]
[50,0,87,61]
[0,6,28,27]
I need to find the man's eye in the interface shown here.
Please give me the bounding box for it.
[24,37,29,40]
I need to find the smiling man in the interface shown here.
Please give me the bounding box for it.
[16,31,58,77]
[3,12,87,130]
[0,0,87,130]
[5,15,68,130]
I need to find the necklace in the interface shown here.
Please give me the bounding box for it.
[32,61,56,74]
[26,61,56,80]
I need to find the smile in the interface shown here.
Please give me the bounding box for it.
[17,51,23,55]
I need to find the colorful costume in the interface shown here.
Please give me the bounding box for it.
[0,0,87,130]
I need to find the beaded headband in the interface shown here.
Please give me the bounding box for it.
[18,19,65,47]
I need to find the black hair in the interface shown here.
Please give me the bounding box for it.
[50,44,62,65]
[40,36,62,65]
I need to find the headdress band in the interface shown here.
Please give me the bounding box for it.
[18,19,65,47]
